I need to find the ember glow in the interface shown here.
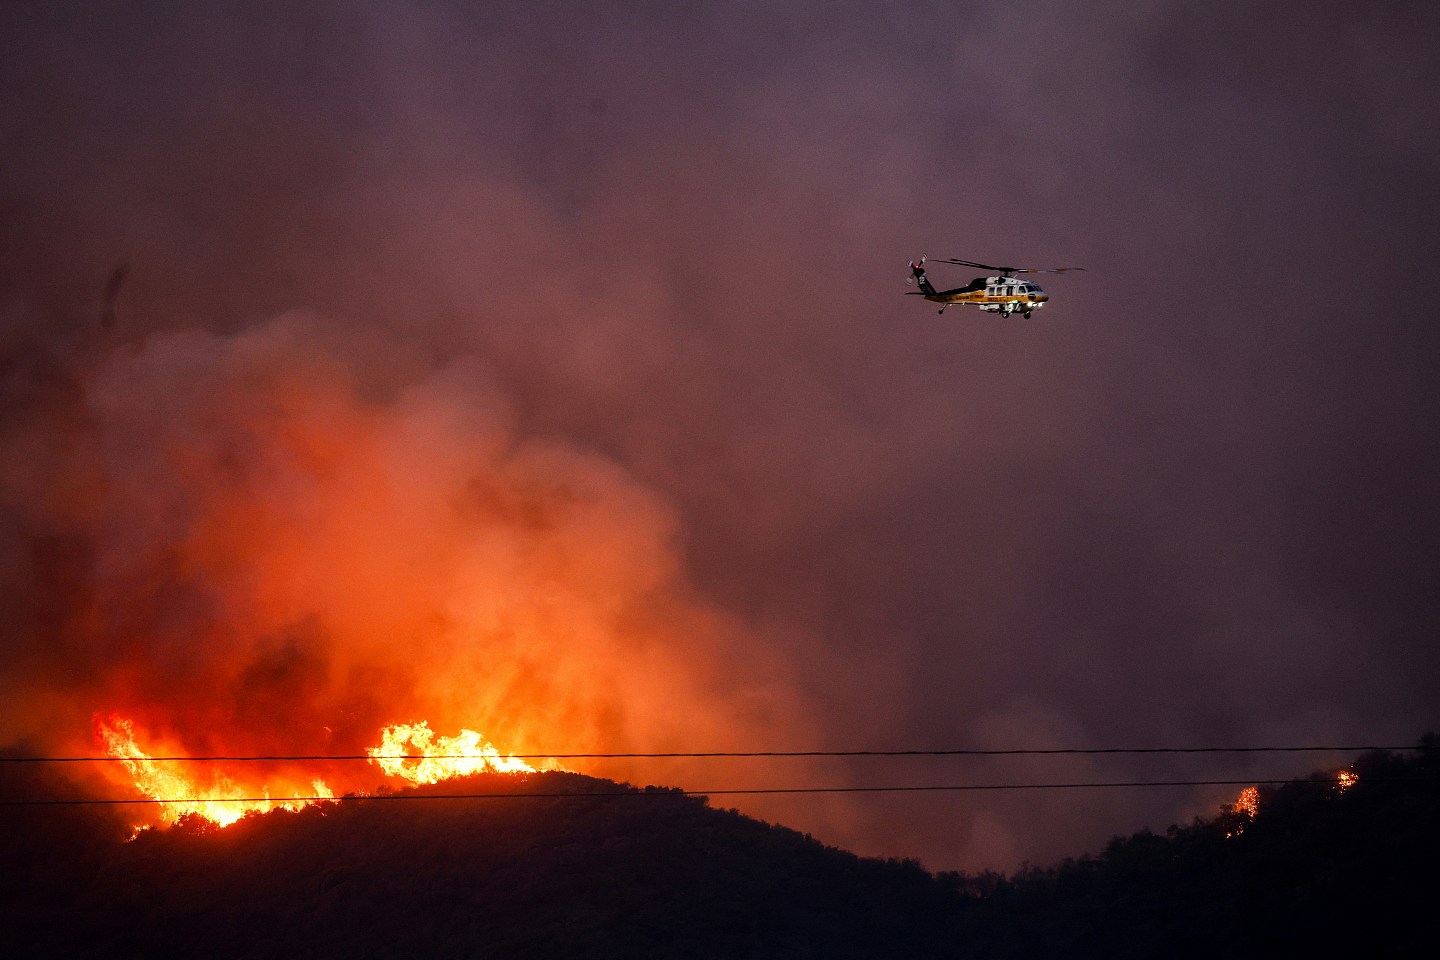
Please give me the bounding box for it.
[367,721,539,784]
[1336,770,1358,793]
[1223,785,1261,838]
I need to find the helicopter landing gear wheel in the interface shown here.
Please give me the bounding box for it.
[1023,310,1032,319]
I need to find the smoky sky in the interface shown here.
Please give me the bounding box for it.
[3,0,1439,871]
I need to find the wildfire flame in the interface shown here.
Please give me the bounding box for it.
[1336,769,1358,792]
[95,714,334,829]
[97,714,539,830]
[367,721,538,784]
[1224,785,1260,838]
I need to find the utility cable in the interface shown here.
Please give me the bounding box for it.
[3,776,1435,809]
[0,744,1421,764]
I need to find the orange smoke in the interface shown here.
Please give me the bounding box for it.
[9,316,806,830]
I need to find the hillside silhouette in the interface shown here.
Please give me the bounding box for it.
[943,737,1438,957]
[3,740,1436,958]
[3,769,955,959]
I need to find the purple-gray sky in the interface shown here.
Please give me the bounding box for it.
[3,0,1439,871]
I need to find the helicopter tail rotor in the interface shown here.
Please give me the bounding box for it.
[906,255,927,283]
[907,257,940,297]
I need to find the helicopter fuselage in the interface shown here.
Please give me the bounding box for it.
[909,274,1048,316]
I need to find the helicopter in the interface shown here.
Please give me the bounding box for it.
[906,257,1084,317]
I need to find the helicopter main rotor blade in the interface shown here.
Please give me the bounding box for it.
[933,258,1007,271]
[933,258,1086,275]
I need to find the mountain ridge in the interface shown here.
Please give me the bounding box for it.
[3,742,1436,958]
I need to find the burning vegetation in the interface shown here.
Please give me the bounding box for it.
[97,712,544,831]
[95,714,333,829]
[368,721,538,784]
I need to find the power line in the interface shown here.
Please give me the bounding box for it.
[4,776,1435,809]
[0,744,1419,764]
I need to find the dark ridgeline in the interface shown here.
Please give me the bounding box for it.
[945,737,1439,958]
[2,739,1436,959]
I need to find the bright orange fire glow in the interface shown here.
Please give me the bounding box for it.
[367,721,539,784]
[1336,769,1358,792]
[96,714,335,828]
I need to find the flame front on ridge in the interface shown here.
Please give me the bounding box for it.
[95,714,334,829]
[97,714,539,830]
[367,721,537,784]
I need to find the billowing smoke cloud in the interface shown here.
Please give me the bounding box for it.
[4,0,1439,871]
[2,313,811,799]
